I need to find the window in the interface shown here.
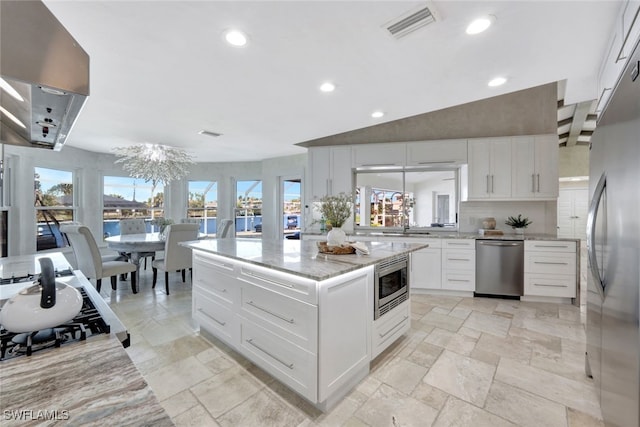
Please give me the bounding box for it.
[355,168,459,230]
[35,167,75,251]
[236,180,262,234]
[187,180,217,235]
[282,178,301,237]
[103,176,164,239]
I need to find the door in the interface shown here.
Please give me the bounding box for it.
[557,187,588,240]
[281,177,301,239]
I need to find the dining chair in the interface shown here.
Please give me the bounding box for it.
[151,223,199,295]
[60,224,138,293]
[217,219,235,238]
[119,218,154,269]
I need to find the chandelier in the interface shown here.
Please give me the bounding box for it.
[113,143,194,192]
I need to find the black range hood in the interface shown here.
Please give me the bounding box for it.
[0,0,89,151]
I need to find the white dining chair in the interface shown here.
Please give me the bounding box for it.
[61,224,138,293]
[119,218,154,269]
[151,223,199,295]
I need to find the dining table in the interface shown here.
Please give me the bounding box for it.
[104,232,166,279]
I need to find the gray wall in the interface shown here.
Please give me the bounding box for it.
[298,82,558,147]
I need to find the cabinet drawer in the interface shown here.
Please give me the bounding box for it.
[239,317,317,402]
[194,290,236,344]
[442,271,475,291]
[443,239,475,249]
[240,283,317,353]
[372,300,410,359]
[525,274,576,298]
[239,265,317,305]
[525,253,576,275]
[525,241,576,253]
[442,249,475,271]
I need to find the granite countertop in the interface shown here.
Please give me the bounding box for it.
[303,231,579,242]
[0,336,173,426]
[183,238,427,281]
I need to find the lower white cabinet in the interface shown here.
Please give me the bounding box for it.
[192,250,377,410]
[441,239,475,291]
[409,239,442,290]
[524,240,577,298]
[371,299,410,359]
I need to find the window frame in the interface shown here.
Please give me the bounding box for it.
[34,166,76,251]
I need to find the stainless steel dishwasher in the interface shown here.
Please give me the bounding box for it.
[475,239,524,298]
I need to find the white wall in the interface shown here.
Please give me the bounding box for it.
[458,200,557,235]
[2,144,307,256]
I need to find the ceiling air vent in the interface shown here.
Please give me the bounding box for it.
[384,4,436,39]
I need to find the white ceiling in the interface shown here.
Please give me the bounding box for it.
[42,0,621,163]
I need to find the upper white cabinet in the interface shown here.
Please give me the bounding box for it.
[597,0,640,114]
[406,139,467,166]
[511,135,558,199]
[352,143,406,168]
[309,146,353,201]
[467,138,512,200]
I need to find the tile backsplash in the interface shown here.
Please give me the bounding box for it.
[459,200,557,235]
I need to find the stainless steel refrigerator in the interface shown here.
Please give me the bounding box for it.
[586,40,640,427]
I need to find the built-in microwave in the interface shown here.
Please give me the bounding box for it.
[374,254,409,320]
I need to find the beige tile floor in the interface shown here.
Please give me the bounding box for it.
[101,242,602,427]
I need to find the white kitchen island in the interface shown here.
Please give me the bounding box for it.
[182,238,426,411]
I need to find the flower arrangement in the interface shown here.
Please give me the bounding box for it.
[316,193,352,228]
[151,217,174,233]
[505,214,532,229]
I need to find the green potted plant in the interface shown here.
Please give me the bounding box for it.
[315,193,352,245]
[505,214,532,234]
[151,217,174,239]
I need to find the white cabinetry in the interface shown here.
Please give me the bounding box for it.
[406,139,467,166]
[192,250,375,410]
[352,143,406,168]
[409,239,442,290]
[597,0,640,114]
[524,240,577,299]
[309,146,353,201]
[511,135,558,199]
[371,300,409,359]
[441,239,475,291]
[467,138,512,200]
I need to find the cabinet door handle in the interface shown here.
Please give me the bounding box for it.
[448,242,471,246]
[533,244,570,249]
[534,261,569,265]
[532,174,536,192]
[533,283,568,288]
[242,270,294,289]
[448,279,470,282]
[247,300,295,324]
[197,308,226,326]
[448,258,470,261]
[379,316,409,338]
[536,174,540,192]
[246,338,294,369]
[486,175,490,193]
[491,175,495,193]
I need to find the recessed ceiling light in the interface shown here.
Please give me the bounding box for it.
[466,15,495,35]
[319,82,335,92]
[488,77,507,87]
[0,77,24,102]
[0,105,26,129]
[224,29,248,47]
[371,111,385,118]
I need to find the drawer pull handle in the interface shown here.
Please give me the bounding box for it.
[379,316,409,338]
[448,279,470,282]
[246,338,294,369]
[243,271,294,289]
[448,258,470,261]
[534,261,569,265]
[197,308,226,326]
[533,245,570,249]
[448,243,470,246]
[533,283,567,288]
[248,301,295,324]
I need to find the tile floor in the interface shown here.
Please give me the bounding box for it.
[100,242,603,427]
